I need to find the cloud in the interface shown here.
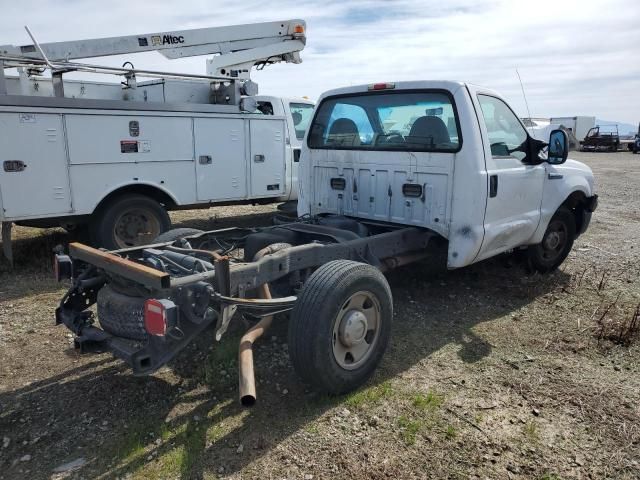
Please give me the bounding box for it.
[1,0,639,123]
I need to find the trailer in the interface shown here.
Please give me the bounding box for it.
[550,116,595,142]
[580,124,631,152]
[0,20,312,262]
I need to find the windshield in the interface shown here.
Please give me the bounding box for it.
[307,91,461,152]
[289,102,314,140]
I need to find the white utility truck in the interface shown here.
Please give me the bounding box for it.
[0,20,313,261]
[55,81,597,405]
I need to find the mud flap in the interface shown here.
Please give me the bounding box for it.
[1,221,12,265]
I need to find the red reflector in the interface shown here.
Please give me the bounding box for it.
[369,82,395,91]
[144,299,168,336]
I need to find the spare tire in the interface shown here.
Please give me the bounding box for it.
[153,228,204,244]
[97,285,148,341]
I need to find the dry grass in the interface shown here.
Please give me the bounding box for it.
[1,152,639,479]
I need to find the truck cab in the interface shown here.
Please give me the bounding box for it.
[252,95,315,199]
[298,80,597,270]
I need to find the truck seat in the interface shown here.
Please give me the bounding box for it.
[327,118,361,146]
[406,116,450,148]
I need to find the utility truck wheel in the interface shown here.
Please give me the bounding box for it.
[528,207,576,273]
[288,260,393,395]
[97,285,147,341]
[153,228,203,244]
[91,194,171,250]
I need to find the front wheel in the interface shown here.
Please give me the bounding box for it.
[91,194,171,250]
[288,260,393,394]
[528,207,576,273]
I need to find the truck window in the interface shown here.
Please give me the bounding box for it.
[308,91,461,152]
[477,95,528,160]
[256,101,274,115]
[289,102,314,140]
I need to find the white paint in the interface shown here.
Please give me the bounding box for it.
[299,81,596,269]
[0,94,312,222]
[0,112,72,217]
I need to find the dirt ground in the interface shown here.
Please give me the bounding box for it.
[0,151,638,480]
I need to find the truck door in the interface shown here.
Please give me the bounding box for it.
[249,118,286,197]
[473,93,545,261]
[286,101,315,200]
[194,118,247,201]
[0,113,71,218]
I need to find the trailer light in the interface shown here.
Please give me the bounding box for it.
[54,254,73,281]
[144,299,178,336]
[293,24,305,35]
[368,83,395,91]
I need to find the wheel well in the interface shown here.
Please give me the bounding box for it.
[561,191,587,234]
[94,185,177,214]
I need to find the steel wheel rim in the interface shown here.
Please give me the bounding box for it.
[332,290,381,370]
[541,220,568,261]
[113,207,161,249]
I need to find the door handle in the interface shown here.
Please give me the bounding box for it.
[254,154,265,163]
[199,155,212,165]
[3,160,27,172]
[489,175,498,197]
[548,173,563,180]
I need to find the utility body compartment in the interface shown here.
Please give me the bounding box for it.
[0,112,71,217]
[0,103,289,221]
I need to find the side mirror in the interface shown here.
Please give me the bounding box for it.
[548,129,568,164]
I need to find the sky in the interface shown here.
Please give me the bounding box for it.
[1,0,639,127]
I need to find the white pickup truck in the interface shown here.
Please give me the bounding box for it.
[55,80,597,405]
[0,19,312,259]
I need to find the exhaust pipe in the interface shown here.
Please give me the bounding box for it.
[238,283,273,407]
[238,243,291,407]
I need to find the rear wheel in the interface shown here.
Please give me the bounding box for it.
[288,260,393,394]
[528,207,576,273]
[91,194,171,250]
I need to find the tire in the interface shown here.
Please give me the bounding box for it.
[528,207,576,273]
[91,194,171,250]
[153,228,203,244]
[97,285,148,341]
[288,260,393,395]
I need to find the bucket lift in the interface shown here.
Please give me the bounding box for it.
[0,19,306,105]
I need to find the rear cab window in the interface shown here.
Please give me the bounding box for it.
[307,90,462,152]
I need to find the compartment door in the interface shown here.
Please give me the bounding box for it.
[249,118,286,197]
[0,113,71,218]
[194,118,247,201]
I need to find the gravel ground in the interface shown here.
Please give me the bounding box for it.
[0,151,638,480]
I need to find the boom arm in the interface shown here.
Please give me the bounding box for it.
[0,19,306,80]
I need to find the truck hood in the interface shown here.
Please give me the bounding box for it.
[563,158,592,174]
[558,158,596,194]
